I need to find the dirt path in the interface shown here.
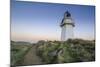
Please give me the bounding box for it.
[21,45,43,65]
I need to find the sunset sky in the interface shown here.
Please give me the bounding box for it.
[11,0,95,43]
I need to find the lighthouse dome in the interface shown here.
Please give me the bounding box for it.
[60,11,75,27]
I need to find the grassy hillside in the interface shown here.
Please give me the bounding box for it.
[36,39,95,64]
[11,41,33,66]
[11,39,95,66]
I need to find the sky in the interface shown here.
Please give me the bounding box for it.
[11,0,95,43]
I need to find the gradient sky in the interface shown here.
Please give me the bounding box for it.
[11,0,95,42]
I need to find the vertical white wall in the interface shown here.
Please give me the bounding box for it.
[61,25,74,41]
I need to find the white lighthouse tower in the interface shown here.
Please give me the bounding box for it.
[60,11,75,41]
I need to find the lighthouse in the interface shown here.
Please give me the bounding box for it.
[60,11,75,41]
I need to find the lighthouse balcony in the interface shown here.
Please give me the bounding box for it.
[60,22,75,27]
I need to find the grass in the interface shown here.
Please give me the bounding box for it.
[11,41,33,66]
[36,39,95,64]
[11,39,95,66]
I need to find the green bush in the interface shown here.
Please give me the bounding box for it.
[36,39,95,64]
